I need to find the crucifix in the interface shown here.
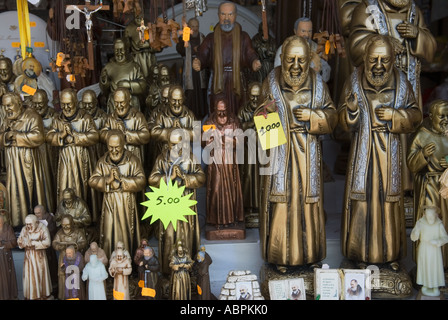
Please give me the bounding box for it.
[66,1,110,70]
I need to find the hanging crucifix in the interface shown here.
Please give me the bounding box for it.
[66,1,110,70]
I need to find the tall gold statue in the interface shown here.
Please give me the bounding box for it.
[99,38,147,113]
[47,88,100,223]
[338,35,422,268]
[88,130,147,258]
[124,14,159,81]
[0,92,54,227]
[407,99,448,268]
[256,36,337,271]
[100,87,150,165]
[148,130,205,275]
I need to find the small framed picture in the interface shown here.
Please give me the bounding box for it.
[236,281,253,300]
[342,269,371,300]
[314,268,342,300]
[268,278,306,300]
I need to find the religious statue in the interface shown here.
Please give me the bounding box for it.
[47,88,100,223]
[124,14,160,81]
[169,240,194,300]
[250,22,277,83]
[136,246,160,300]
[145,64,162,119]
[158,64,173,87]
[110,240,132,262]
[52,214,87,300]
[71,4,103,42]
[88,130,146,258]
[33,204,58,292]
[82,254,109,300]
[17,214,53,300]
[193,1,261,116]
[99,38,147,113]
[193,245,213,300]
[85,241,108,266]
[54,187,93,240]
[411,205,448,297]
[100,87,150,164]
[0,214,18,300]
[407,99,448,269]
[60,245,86,300]
[30,89,58,186]
[151,84,199,147]
[203,99,245,238]
[256,35,338,271]
[237,82,262,227]
[109,248,133,300]
[0,92,54,227]
[274,17,331,82]
[80,89,108,160]
[176,17,208,120]
[338,35,422,269]
[148,129,205,275]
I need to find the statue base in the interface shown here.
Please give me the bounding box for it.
[205,222,246,240]
[340,259,413,299]
[259,262,318,300]
[416,289,445,300]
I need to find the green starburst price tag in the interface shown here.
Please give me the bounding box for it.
[141,179,197,231]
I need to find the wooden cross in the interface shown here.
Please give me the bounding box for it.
[66,1,110,70]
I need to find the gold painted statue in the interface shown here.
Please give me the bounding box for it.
[148,129,205,275]
[0,92,54,227]
[47,88,100,223]
[256,35,337,271]
[100,87,150,165]
[338,35,422,268]
[54,187,92,235]
[169,240,194,300]
[407,99,448,268]
[99,38,147,113]
[88,130,147,258]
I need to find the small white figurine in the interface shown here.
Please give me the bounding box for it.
[82,254,108,300]
[411,205,448,297]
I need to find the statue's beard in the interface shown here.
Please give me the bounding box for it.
[221,22,234,32]
[282,68,308,88]
[385,0,409,8]
[366,69,391,87]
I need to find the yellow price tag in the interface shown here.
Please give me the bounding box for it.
[30,21,36,27]
[254,112,287,150]
[202,124,216,132]
[11,42,21,48]
[66,298,80,300]
[113,289,125,300]
[34,42,45,48]
[138,280,144,288]
[325,40,331,55]
[197,285,202,295]
[141,179,198,231]
[144,29,150,41]
[22,84,36,96]
[56,52,64,66]
[142,287,156,297]
[182,26,191,42]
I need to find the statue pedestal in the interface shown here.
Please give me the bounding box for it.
[416,289,445,300]
[205,222,246,240]
[259,263,318,300]
[340,259,413,299]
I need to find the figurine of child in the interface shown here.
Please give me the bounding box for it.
[411,205,448,297]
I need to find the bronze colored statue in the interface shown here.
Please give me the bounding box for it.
[158,64,172,88]
[338,35,422,268]
[89,130,146,258]
[407,99,448,268]
[84,241,108,266]
[47,88,100,223]
[237,82,262,225]
[169,240,194,300]
[100,87,150,164]
[176,17,208,120]
[0,214,18,300]
[203,99,244,236]
[0,55,15,174]
[148,129,205,275]
[256,35,337,271]
[193,245,213,300]
[60,245,85,300]
[54,187,92,234]
[99,38,147,113]
[250,22,276,83]
[52,214,88,300]
[109,248,133,300]
[193,1,261,116]
[81,89,108,160]
[0,92,54,227]
[136,246,160,300]
[17,214,53,300]
[124,14,159,80]
[348,0,436,110]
